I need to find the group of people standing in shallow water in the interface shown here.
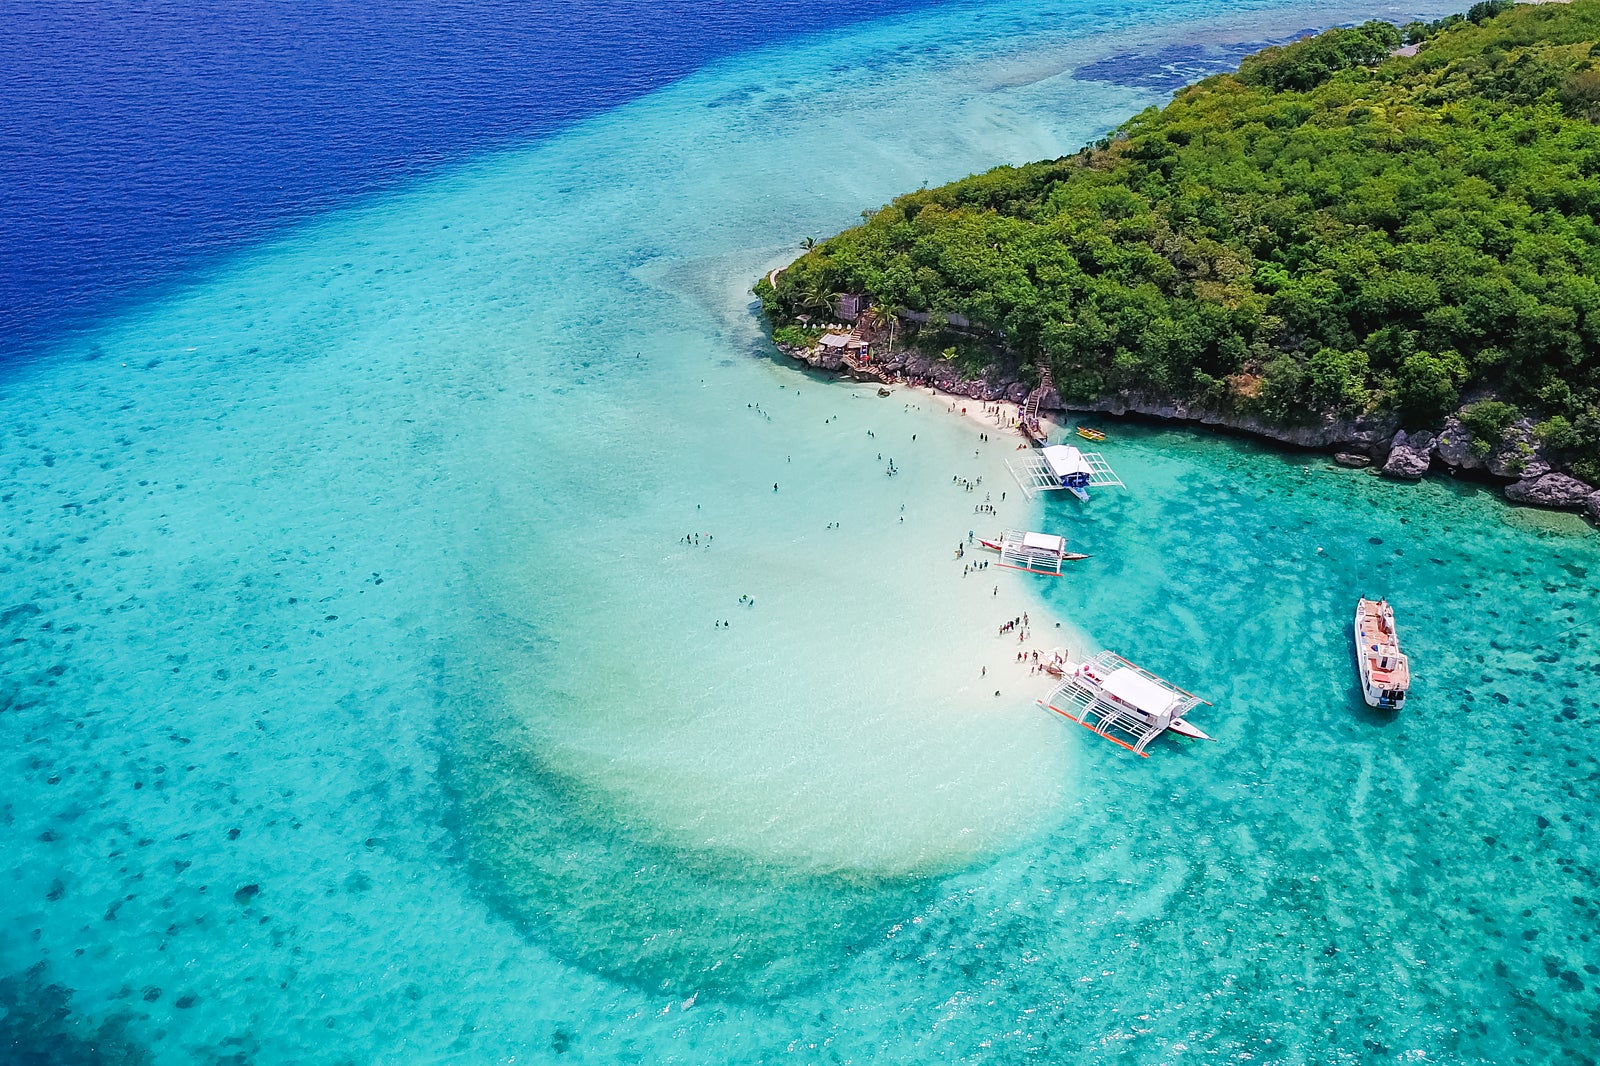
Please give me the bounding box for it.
[713,594,757,629]
[1019,649,1064,675]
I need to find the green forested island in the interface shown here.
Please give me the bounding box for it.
[759,0,1600,505]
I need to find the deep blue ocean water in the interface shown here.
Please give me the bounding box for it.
[0,0,937,361]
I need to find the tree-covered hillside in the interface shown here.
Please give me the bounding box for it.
[761,1,1600,479]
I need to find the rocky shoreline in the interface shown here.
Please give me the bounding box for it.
[776,339,1600,524]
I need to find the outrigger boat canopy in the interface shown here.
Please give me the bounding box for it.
[1099,668,1183,720]
[1042,445,1090,481]
[1021,531,1066,554]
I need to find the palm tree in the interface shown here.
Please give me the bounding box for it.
[800,282,835,318]
[799,237,816,251]
[863,302,898,353]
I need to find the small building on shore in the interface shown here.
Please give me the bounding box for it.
[835,294,866,321]
[819,332,871,359]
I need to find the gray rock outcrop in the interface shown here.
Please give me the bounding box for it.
[1382,430,1434,479]
[1586,491,1600,522]
[1504,473,1597,509]
[1486,419,1541,478]
[1334,452,1372,468]
[1435,417,1483,470]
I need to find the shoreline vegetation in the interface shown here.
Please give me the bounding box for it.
[756,0,1600,523]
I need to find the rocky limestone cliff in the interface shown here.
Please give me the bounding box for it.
[1053,393,1401,452]
[770,340,1598,522]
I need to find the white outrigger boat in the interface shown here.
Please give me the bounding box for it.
[1006,444,1124,502]
[1040,650,1213,757]
[1355,597,1410,710]
[977,529,1088,575]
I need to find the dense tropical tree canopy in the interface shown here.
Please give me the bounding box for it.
[762,0,1600,476]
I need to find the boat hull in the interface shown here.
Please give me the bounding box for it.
[1168,718,1213,741]
[1354,598,1410,710]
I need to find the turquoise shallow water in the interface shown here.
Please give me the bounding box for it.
[4,0,1598,1061]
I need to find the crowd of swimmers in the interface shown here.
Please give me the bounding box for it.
[713,388,1063,654]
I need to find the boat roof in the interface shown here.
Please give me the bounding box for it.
[1021,531,1065,554]
[1041,444,1089,477]
[1102,667,1181,717]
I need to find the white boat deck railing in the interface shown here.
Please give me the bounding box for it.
[1080,453,1124,488]
[1005,454,1059,500]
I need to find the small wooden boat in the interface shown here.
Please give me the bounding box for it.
[1076,426,1106,442]
[1354,597,1410,710]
